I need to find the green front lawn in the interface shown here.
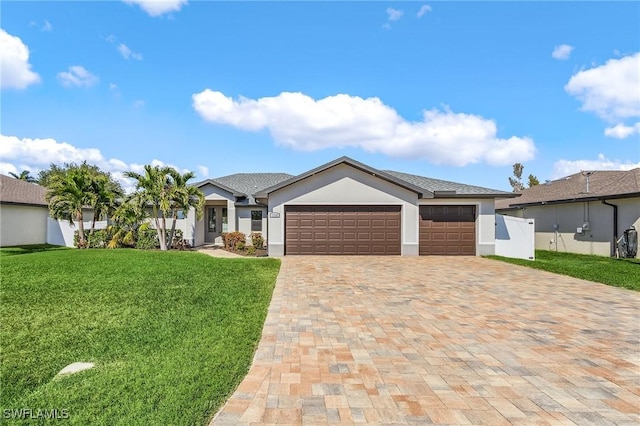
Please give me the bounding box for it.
[0,247,280,425]
[487,250,640,291]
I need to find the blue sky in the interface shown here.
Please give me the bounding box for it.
[1,1,639,192]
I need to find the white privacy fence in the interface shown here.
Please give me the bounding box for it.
[47,219,108,247]
[495,214,535,260]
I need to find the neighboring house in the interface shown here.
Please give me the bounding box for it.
[496,168,640,258]
[180,156,516,256]
[0,174,97,247]
[0,174,50,246]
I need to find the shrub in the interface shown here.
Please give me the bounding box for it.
[74,228,115,249]
[136,226,159,250]
[223,232,246,251]
[250,232,264,249]
[246,246,256,255]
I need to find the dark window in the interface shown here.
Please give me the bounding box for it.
[251,210,262,232]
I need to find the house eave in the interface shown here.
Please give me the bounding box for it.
[499,192,640,209]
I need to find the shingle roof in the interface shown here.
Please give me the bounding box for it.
[197,157,515,203]
[495,168,640,210]
[0,174,48,206]
[196,173,293,205]
[384,170,514,198]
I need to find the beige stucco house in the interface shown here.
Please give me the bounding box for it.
[496,168,640,258]
[181,157,516,256]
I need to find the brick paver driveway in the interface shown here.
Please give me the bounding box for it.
[212,257,639,425]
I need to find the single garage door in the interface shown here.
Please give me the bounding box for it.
[285,205,401,255]
[419,205,475,255]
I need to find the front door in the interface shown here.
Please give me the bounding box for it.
[205,206,229,243]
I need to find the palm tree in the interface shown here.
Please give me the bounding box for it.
[9,170,36,183]
[88,172,123,234]
[167,169,204,248]
[46,166,94,248]
[124,165,174,251]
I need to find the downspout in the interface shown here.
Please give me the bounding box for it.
[601,200,618,257]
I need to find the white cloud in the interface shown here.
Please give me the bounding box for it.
[553,154,640,178]
[0,162,19,176]
[192,90,536,167]
[0,134,195,193]
[110,83,118,90]
[57,66,99,88]
[386,7,403,22]
[551,44,573,60]
[133,99,145,108]
[42,20,52,32]
[604,122,640,139]
[565,52,640,121]
[197,165,209,179]
[123,0,187,17]
[0,29,41,90]
[417,5,432,18]
[117,43,143,60]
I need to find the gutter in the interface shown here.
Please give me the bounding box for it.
[601,200,618,257]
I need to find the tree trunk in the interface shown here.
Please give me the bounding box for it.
[90,214,97,234]
[168,210,178,250]
[76,211,86,248]
[155,216,167,251]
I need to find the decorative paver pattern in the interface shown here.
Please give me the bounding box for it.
[211,256,640,425]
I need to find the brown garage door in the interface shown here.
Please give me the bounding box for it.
[419,205,475,255]
[285,205,401,255]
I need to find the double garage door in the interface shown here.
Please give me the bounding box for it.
[285,205,476,255]
[285,206,401,255]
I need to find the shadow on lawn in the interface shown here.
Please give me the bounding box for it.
[0,244,69,256]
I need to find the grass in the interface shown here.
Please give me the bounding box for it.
[487,250,640,291]
[0,246,280,425]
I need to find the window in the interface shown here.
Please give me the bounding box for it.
[251,210,262,232]
[208,208,216,232]
[222,208,228,232]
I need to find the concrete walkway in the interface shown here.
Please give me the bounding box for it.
[211,256,640,425]
[197,245,244,258]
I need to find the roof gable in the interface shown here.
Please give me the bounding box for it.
[0,174,48,206]
[254,156,427,198]
[496,168,640,209]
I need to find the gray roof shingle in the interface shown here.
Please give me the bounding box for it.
[196,173,293,205]
[200,157,514,203]
[0,174,48,206]
[384,170,514,197]
[495,168,640,210]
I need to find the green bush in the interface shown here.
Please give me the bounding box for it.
[250,232,265,249]
[74,228,115,249]
[246,246,256,255]
[136,227,159,250]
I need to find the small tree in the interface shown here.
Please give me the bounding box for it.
[124,165,174,251]
[509,163,539,192]
[167,169,204,249]
[46,164,95,248]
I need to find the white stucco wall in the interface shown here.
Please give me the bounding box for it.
[237,207,267,244]
[0,204,48,246]
[501,197,640,258]
[266,164,420,256]
[418,198,497,256]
